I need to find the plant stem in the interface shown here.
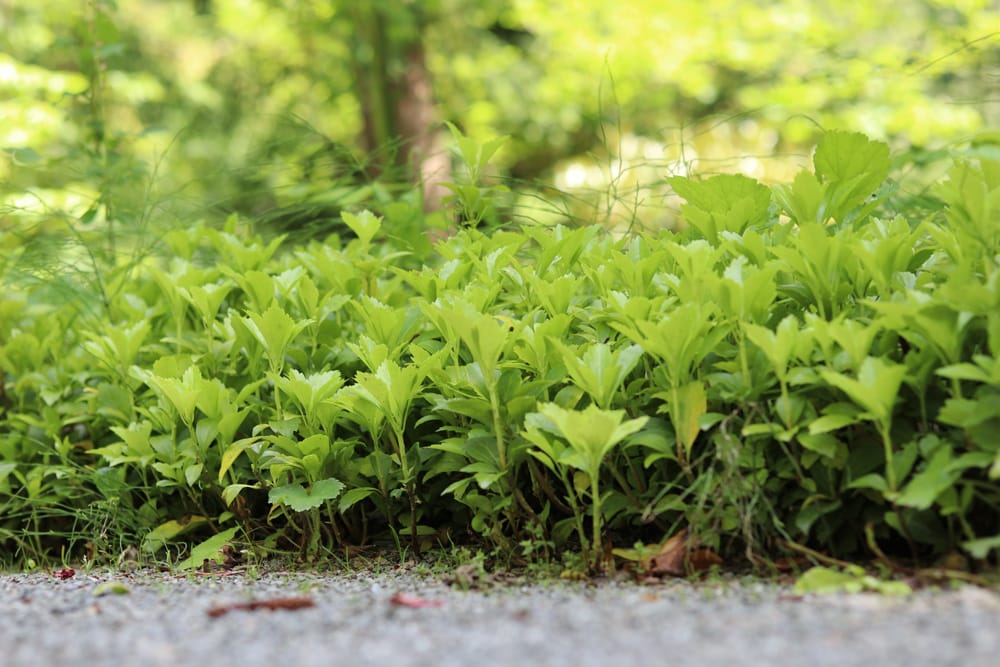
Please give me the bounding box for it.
[880,424,896,492]
[489,387,507,470]
[590,474,603,572]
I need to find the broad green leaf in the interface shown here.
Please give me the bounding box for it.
[797,432,842,460]
[795,498,842,535]
[141,516,209,553]
[109,421,156,460]
[847,473,889,494]
[820,357,906,427]
[808,413,860,434]
[218,437,259,482]
[744,315,805,381]
[553,340,643,410]
[184,463,203,487]
[341,210,382,246]
[230,269,276,312]
[962,535,1000,559]
[936,362,993,385]
[82,320,151,373]
[772,170,827,225]
[814,131,890,194]
[938,396,1000,429]
[615,302,725,387]
[222,483,258,506]
[135,365,208,426]
[338,487,379,513]
[268,478,345,512]
[671,380,707,458]
[93,582,131,596]
[794,565,864,593]
[896,446,956,510]
[528,403,648,479]
[176,527,240,570]
[794,565,910,595]
[669,173,772,242]
[181,282,233,324]
[243,303,313,372]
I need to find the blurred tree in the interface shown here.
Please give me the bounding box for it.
[349,2,448,211]
[2,0,998,241]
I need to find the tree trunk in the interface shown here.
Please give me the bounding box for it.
[353,6,448,212]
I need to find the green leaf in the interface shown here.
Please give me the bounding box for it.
[797,432,842,460]
[268,478,345,512]
[847,473,889,494]
[222,483,258,506]
[527,403,648,479]
[243,303,313,373]
[961,535,1000,559]
[808,413,859,434]
[553,340,643,410]
[341,209,382,246]
[218,437,259,482]
[338,487,379,513]
[772,171,827,225]
[176,527,240,570]
[814,131,890,190]
[141,516,209,553]
[672,380,707,458]
[93,581,131,596]
[669,173,772,242]
[184,463,203,487]
[794,565,910,595]
[896,446,956,510]
[820,357,906,427]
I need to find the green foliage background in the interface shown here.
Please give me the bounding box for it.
[2,0,998,236]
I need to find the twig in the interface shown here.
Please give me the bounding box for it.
[779,539,855,569]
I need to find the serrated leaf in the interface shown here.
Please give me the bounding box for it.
[269,478,345,512]
[340,209,382,245]
[820,357,906,426]
[528,403,648,479]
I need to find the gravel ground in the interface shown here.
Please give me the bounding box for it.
[2,565,998,667]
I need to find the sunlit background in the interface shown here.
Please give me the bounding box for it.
[2,0,998,237]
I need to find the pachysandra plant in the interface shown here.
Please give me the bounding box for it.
[3,132,999,572]
[525,403,648,571]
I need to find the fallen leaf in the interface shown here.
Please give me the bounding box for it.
[388,592,444,608]
[207,596,315,618]
[773,556,809,572]
[93,581,130,596]
[53,569,75,580]
[687,547,723,573]
[645,529,688,576]
[645,529,723,577]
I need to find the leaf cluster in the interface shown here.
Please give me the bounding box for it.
[1,132,999,574]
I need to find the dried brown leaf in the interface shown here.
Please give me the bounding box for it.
[388,592,444,608]
[207,596,315,618]
[644,528,723,577]
[645,529,689,576]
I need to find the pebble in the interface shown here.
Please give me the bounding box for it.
[1,565,998,667]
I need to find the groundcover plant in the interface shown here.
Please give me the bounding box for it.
[0,131,998,577]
